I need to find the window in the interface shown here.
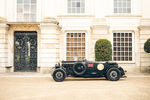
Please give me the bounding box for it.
[114,0,131,13]
[68,0,85,13]
[113,32,132,61]
[66,33,86,61]
[17,0,36,22]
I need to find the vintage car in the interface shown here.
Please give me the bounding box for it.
[52,59,126,82]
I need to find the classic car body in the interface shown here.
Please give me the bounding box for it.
[52,60,126,82]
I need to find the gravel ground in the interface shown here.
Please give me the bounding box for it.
[0,76,150,100]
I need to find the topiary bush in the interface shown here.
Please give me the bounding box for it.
[95,39,112,61]
[144,38,150,53]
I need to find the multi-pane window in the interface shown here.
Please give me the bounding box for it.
[66,33,86,61]
[68,0,85,13]
[114,0,131,13]
[113,32,132,61]
[17,0,36,22]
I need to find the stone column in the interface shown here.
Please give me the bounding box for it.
[139,26,150,72]
[134,28,141,72]
[38,18,59,73]
[0,22,8,72]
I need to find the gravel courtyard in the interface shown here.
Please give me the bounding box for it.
[0,73,150,100]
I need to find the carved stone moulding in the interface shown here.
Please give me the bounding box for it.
[7,23,40,31]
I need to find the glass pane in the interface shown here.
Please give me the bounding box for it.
[114,1,117,7]
[17,4,23,13]
[123,8,126,13]
[129,38,132,42]
[118,1,122,7]
[72,8,75,13]
[31,4,36,13]
[24,14,30,21]
[121,52,124,56]
[24,0,30,4]
[72,2,76,7]
[125,52,128,56]
[117,33,120,37]
[129,52,132,56]
[118,57,120,61]
[129,57,132,61]
[17,0,23,3]
[123,0,126,7]
[114,33,116,37]
[125,57,128,61]
[17,13,23,21]
[24,4,30,12]
[121,38,124,42]
[121,33,124,37]
[81,8,85,13]
[114,8,117,13]
[31,14,36,22]
[31,0,36,4]
[127,8,131,13]
[118,8,122,13]
[121,57,124,61]
[68,1,71,7]
[77,8,80,13]
[76,2,80,7]
[68,8,71,13]
[80,2,85,7]
[129,33,132,37]
[127,2,131,7]
[129,48,132,51]
[125,33,128,37]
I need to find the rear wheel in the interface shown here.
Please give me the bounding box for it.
[52,68,66,82]
[106,67,121,81]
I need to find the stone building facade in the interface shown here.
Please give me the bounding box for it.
[0,0,150,73]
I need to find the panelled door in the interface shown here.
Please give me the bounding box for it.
[14,31,37,72]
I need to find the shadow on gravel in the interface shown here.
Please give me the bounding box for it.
[62,77,127,82]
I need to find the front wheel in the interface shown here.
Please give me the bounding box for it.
[106,67,121,81]
[52,68,66,82]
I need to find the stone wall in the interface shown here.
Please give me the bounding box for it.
[139,19,150,72]
[39,21,59,73]
[0,23,8,72]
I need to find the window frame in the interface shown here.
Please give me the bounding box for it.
[112,31,134,63]
[15,0,37,22]
[67,0,85,14]
[65,32,87,61]
[113,0,132,14]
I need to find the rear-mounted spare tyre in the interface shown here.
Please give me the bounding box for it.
[72,63,86,75]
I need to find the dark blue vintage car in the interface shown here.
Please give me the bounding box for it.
[52,59,126,82]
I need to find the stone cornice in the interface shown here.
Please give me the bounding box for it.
[138,18,150,30]
[8,24,40,31]
[57,14,95,18]
[105,14,142,18]
[7,22,40,25]
[91,25,109,30]
[138,26,150,30]
[42,17,58,24]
